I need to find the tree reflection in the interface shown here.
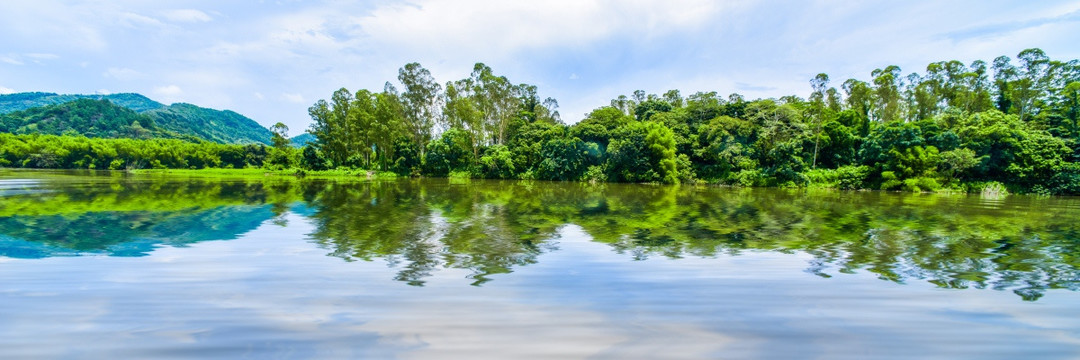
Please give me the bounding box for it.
[304,181,1080,299]
[2,172,1078,300]
[0,176,296,257]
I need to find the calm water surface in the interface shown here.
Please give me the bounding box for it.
[1,169,1079,359]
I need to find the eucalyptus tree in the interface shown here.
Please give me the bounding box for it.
[349,89,378,166]
[470,63,520,145]
[808,73,832,168]
[443,78,484,157]
[871,65,904,123]
[307,98,347,166]
[270,122,289,150]
[518,84,561,125]
[1012,48,1052,122]
[663,89,684,108]
[398,62,443,159]
[373,84,406,170]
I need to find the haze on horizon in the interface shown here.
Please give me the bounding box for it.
[1,0,1078,134]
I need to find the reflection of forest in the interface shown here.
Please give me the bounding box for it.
[304,180,1080,300]
[2,173,1079,300]
[0,177,289,257]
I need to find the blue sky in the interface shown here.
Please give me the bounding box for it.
[1,0,1078,133]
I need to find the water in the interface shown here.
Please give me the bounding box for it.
[1,169,1079,359]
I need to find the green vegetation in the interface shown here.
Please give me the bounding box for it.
[3,172,1079,299]
[294,49,1080,194]
[0,99,173,139]
[145,103,273,144]
[0,92,165,113]
[2,48,1078,194]
[0,133,270,170]
[0,92,273,144]
[289,133,316,147]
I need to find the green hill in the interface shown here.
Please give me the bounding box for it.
[0,99,178,139]
[290,133,316,147]
[0,92,165,114]
[145,103,272,145]
[0,92,273,145]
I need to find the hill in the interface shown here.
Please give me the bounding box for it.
[290,133,316,147]
[0,92,273,145]
[0,99,180,139]
[146,104,272,145]
[0,92,165,114]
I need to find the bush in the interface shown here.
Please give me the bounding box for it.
[582,165,607,183]
[880,171,902,190]
[901,177,940,192]
[803,168,839,188]
[980,181,1009,198]
[731,169,766,187]
[835,165,870,190]
[477,145,515,179]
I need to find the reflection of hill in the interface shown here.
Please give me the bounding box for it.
[0,206,273,257]
[302,181,1080,300]
[0,174,301,257]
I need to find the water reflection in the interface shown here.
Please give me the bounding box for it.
[1,171,1079,300]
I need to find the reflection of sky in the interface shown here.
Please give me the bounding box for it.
[2,213,1080,359]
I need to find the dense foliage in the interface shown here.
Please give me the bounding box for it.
[0,92,165,113]
[0,92,274,144]
[0,99,169,139]
[0,133,271,170]
[297,50,1079,194]
[145,103,274,144]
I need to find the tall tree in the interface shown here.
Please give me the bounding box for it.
[398,62,442,159]
[470,63,519,145]
[809,73,830,168]
[871,65,903,122]
[373,84,405,170]
[270,122,289,150]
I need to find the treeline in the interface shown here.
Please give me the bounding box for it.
[0,133,273,170]
[295,49,1079,194]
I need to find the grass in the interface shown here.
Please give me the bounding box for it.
[129,167,399,180]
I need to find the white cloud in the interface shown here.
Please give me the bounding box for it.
[254,92,264,100]
[281,93,305,103]
[0,86,15,95]
[359,0,728,58]
[119,12,165,28]
[103,67,142,81]
[24,53,58,60]
[161,9,212,23]
[0,56,23,65]
[153,84,184,102]
[96,89,111,95]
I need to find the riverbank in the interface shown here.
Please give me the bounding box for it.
[128,168,399,180]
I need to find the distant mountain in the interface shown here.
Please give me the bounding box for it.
[290,133,316,147]
[0,92,165,114]
[0,99,182,140]
[0,92,272,145]
[146,103,272,145]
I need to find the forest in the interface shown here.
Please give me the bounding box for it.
[1,48,1078,194]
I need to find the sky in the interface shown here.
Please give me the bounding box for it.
[1,0,1079,134]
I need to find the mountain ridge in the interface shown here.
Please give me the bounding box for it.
[0,92,273,145]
